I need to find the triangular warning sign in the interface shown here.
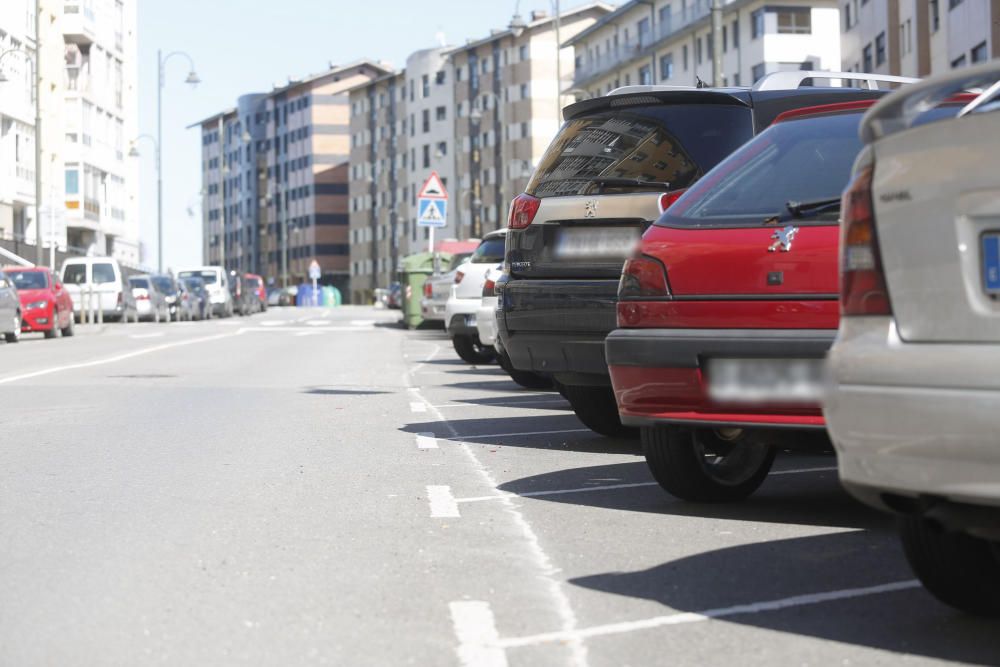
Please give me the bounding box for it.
[417,171,449,200]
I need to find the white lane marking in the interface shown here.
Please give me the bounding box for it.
[409,345,441,375]
[237,326,387,333]
[0,332,238,386]
[448,428,591,440]
[411,387,587,667]
[493,580,921,650]
[306,320,330,326]
[427,485,460,518]
[410,401,428,413]
[431,399,567,409]
[771,466,838,475]
[260,320,288,326]
[294,330,323,337]
[416,432,438,450]
[350,320,376,327]
[129,332,164,339]
[457,481,659,504]
[450,601,508,667]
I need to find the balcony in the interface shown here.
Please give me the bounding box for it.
[63,3,96,45]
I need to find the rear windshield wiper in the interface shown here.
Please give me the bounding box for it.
[588,176,671,192]
[784,197,841,218]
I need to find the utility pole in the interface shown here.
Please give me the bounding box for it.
[711,0,724,87]
[218,116,226,270]
[34,0,42,266]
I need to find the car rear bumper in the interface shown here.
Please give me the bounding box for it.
[827,316,1000,512]
[500,330,611,384]
[477,297,498,347]
[421,299,446,321]
[606,327,835,428]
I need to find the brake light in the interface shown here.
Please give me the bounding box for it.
[840,164,891,315]
[658,189,687,214]
[117,292,123,305]
[454,271,465,284]
[508,193,541,230]
[136,294,149,300]
[423,281,433,298]
[618,255,670,300]
[482,278,496,297]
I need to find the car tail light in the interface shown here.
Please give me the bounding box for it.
[136,294,149,301]
[117,292,123,305]
[618,255,670,300]
[482,278,496,297]
[840,165,892,315]
[454,271,465,284]
[658,189,687,214]
[508,193,541,230]
[423,281,433,298]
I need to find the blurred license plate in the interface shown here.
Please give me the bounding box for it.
[706,358,826,404]
[981,233,1000,294]
[555,227,638,259]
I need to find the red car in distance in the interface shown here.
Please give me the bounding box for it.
[245,273,267,312]
[2,266,75,338]
[605,97,973,503]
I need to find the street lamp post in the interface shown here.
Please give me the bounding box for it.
[157,49,200,272]
[0,44,42,265]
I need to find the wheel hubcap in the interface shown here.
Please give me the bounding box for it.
[693,429,771,486]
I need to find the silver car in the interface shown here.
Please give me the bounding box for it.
[128,275,170,323]
[0,271,21,343]
[825,63,1000,616]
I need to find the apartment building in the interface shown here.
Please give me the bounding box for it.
[0,0,138,265]
[841,0,1000,77]
[195,60,389,296]
[567,0,841,95]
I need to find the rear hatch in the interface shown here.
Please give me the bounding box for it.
[648,107,871,305]
[454,235,505,300]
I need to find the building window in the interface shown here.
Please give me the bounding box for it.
[682,44,689,70]
[659,5,672,34]
[638,64,652,85]
[863,43,873,72]
[520,122,529,138]
[435,70,446,85]
[696,37,703,65]
[732,19,739,47]
[422,109,430,133]
[456,67,463,82]
[520,82,529,99]
[751,9,764,38]
[436,106,446,121]
[751,63,766,83]
[875,32,886,65]
[421,74,430,98]
[638,17,651,46]
[949,0,963,7]
[844,3,852,31]
[951,54,967,69]
[930,0,940,31]
[65,169,79,194]
[722,25,728,52]
[422,145,430,168]
[776,8,811,34]
[437,141,447,156]
[972,41,988,63]
[659,53,674,80]
[519,45,528,61]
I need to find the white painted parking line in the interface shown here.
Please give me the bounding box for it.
[492,580,921,650]
[771,466,838,475]
[306,319,331,326]
[294,331,323,337]
[450,601,508,667]
[427,485,460,518]
[129,332,164,339]
[431,399,568,409]
[448,428,591,440]
[350,320,376,327]
[410,401,428,413]
[416,433,438,449]
[260,320,288,326]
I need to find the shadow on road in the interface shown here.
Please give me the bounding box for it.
[570,530,1000,664]
[303,387,391,396]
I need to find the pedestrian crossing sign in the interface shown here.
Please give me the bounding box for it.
[417,198,448,227]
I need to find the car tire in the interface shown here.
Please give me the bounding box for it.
[641,425,776,502]
[452,335,496,364]
[153,309,160,324]
[44,316,59,339]
[61,313,74,337]
[563,385,637,438]
[497,349,552,389]
[898,516,1000,616]
[5,313,21,343]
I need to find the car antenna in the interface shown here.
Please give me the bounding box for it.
[695,76,709,88]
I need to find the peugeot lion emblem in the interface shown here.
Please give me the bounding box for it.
[768,225,799,253]
[584,200,599,218]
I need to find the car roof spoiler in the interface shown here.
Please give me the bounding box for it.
[859,61,1000,142]
[752,71,918,92]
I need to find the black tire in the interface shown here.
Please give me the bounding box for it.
[452,335,495,364]
[61,313,74,337]
[899,516,1000,616]
[564,385,637,438]
[44,317,59,339]
[5,313,21,343]
[642,425,776,502]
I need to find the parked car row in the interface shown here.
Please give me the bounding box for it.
[0,258,272,342]
[428,65,1000,617]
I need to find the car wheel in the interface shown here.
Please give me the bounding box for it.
[641,425,776,502]
[563,385,637,438]
[452,335,496,364]
[497,349,552,389]
[61,313,75,337]
[44,315,59,339]
[898,516,1000,616]
[153,309,160,323]
[5,313,21,343]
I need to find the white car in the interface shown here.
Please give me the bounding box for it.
[825,63,1000,616]
[60,256,138,323]
[177,266,233,317]
[445,230,506,363]
[421,253,472,324]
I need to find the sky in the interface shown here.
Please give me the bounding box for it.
[137,0,609,272]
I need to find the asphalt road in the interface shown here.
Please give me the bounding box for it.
[1,306,997,666]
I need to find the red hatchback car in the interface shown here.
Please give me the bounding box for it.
[606,98,972,502]
[2,266,75,338]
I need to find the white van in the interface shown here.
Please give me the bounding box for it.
[176,266,232,317]
[60,256,138,323]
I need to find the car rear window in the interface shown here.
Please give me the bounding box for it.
[470,237,505,264]
[63,264,86,284]
[151,276,176,294]
[130,277,150,289]
[526,103,752,198]
[179,270,218,285]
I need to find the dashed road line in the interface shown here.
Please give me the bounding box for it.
[427,485,460,518]
[410,401,428,413]
[416,433,438,450]
[491,580,921,650]
[431,399,568,409]
[447,428,591,440]
[450,601,508,667]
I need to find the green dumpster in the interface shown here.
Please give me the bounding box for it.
[400,251,451,329]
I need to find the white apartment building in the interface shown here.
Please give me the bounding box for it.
[841,0,1000,77]
[0,0,139,266]
[567,0,841,95]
